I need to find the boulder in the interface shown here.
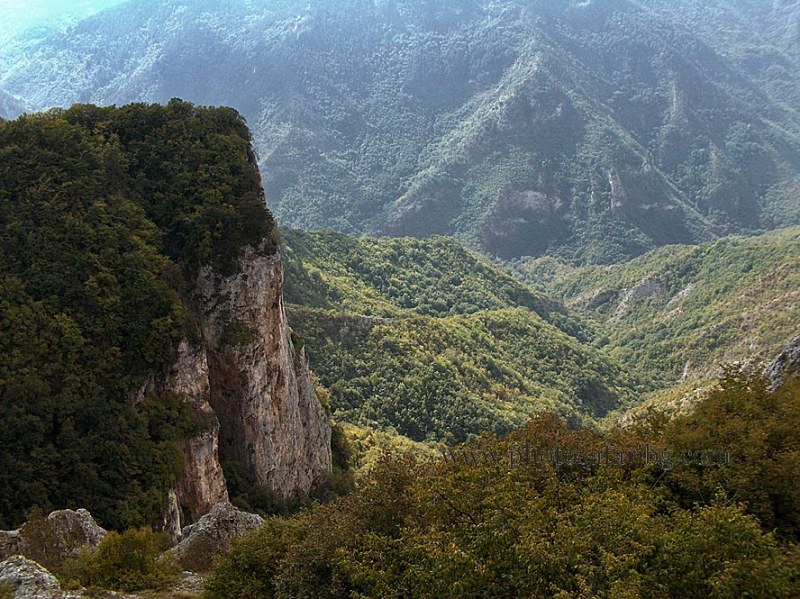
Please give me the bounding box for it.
[16,509,106,571]
[0,555,62,599]
[167,502,263,572]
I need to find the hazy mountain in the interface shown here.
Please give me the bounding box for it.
[2,0,799,262]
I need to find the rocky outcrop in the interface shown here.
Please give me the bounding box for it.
[167,502,264,572]
[161,243,332,536]
[168,341,229,526]
[194,244,332,496]
[0,531,22,561]
[1,509,105,571]
[0,555,63,599]
[612,277,667,320]
[568,288,619,311]
[765,332,800,391]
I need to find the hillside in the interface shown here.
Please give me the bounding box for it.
[282,230,640,442]
[513,226,800,387]
[0,102,331,533]
[2,1,800,263]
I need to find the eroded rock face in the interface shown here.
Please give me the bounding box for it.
[0,555,63,599]
[161,244,332,537]
[765,332,800,391]
[167,502,264,572]
[194,245,332,496]
[168,340,229,528]
[612,277,667,319]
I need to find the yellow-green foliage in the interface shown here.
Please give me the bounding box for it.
[61,527,177,592]
[283,230,641,442]
[516,227,800,386]
[205,374,800,599]
[339,422,440,478]
[661,373,800,539]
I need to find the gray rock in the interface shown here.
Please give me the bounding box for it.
[765,332,800,391]
[612,277,667,320]
[0,531,23,562]
[167,502,263,572]
[1,509,105,571]
[0,555,62,599]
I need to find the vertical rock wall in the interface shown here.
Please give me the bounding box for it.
[166,242,332,534]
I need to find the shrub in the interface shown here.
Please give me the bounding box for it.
[204,518,301,599]
[61,527,177,592]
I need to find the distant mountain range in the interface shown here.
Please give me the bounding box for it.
[2,0,799,263]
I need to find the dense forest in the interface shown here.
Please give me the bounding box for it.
[282,230,640,442]
[205,372,800,598]
[0,100,276,530]
[513,226,800,385]
[281,228,800,444]
[1,0,799,262]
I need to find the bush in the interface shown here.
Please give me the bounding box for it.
[61,527,177,592]
[204,518,301,599]
[205,414,800,599]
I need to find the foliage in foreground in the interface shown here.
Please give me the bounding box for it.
[205,374,800,598]
[61,527,177,592]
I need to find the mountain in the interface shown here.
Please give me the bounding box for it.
[514,226,800,387]
[2,0,800,262]
[282,230,641,442]
[0,0,128,42]
[0,102,331,531]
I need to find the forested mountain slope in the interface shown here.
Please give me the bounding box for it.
[0,102,331,532]
[282,230,641,442]
[1,0,799,262]
[515,226,800,386]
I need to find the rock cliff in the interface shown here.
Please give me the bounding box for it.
[165,242,332,533]
[765,332,800,391]
[167,340,229,526]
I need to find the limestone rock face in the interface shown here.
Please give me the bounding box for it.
[157,340,228,540]
[175,428,229,521]
[765,332,800,391]
[162,244,332,537]
[194,245,332,496]
[0,555,63,599]
[168,340,229,524]
[167,502,264,572]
